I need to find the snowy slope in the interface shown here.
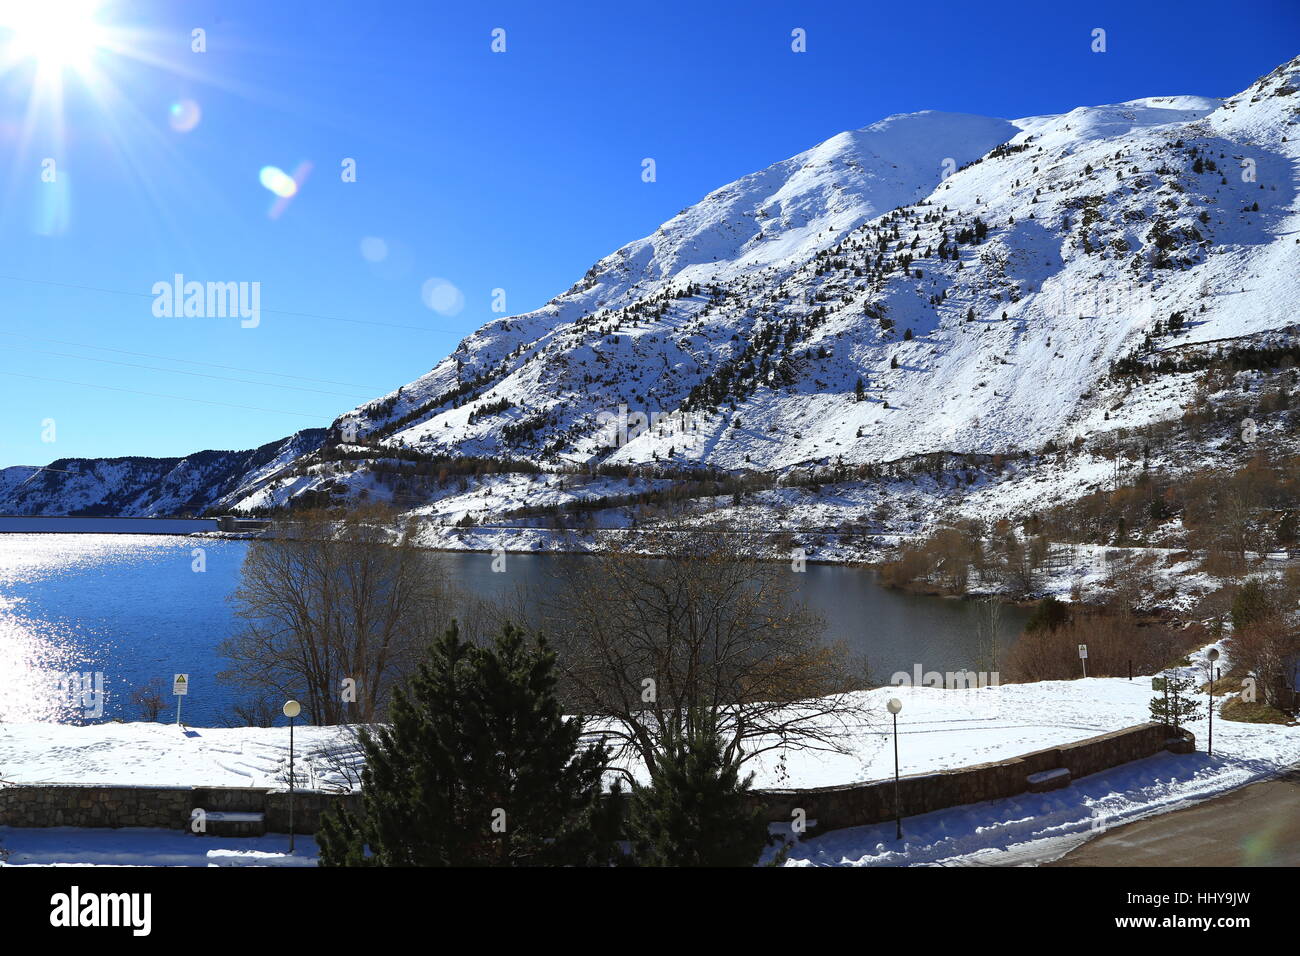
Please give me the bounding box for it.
[321,112,1018,459]
[281,56,1299,500]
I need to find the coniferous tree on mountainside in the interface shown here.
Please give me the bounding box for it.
[317,622,622,867]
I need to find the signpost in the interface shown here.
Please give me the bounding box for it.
[1078,644,1088,679]
[173,674,189,726]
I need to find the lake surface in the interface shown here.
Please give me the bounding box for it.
[0,517,220,533]
[0,534,1028,726]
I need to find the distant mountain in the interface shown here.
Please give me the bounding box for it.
[0,429,325,517]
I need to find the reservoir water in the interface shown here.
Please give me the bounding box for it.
[0,534,1029,726]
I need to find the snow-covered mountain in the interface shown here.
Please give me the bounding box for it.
[7,55,1299,523]
[324,58,1295,475]
[0,429,325,517]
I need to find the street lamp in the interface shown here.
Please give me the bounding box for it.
[887,697,903,840]
[1205,649,1220,757]
[283,699,301,852]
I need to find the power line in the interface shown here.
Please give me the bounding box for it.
[0,271,466,334]
[0,329,384,390]
[0,343,372,399]
[0,370,326,420]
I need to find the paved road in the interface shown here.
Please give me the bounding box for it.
[1049,766,1300,867]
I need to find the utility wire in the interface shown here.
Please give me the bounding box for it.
[0,343,371,399]
[0,271,464,334]
[0,329,383,390]
[0,370,325,420]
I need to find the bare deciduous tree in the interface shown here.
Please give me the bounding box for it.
[974,596,1004,674]
[219,506,449,724]
[1230,620,1299,710]
[543,528,870,778]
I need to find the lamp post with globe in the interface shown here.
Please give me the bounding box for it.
[1205,649,1220,756]
[283,699,301,852]
[887,697,903,840]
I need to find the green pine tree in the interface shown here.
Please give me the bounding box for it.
[1231,577,1276,632]
[625,715,771,867]
[318,621,622,866]
[1149,670,1203,730]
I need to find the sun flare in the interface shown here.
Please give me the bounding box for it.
[0,0,105,72]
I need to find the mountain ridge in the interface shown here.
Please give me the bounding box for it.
[6,54,1298,526]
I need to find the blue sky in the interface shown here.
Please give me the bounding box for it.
[1,0,1296,465]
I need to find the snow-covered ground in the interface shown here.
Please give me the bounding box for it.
[6,672,1289,792]
[0,722,362,790]
[2,659,1296,866]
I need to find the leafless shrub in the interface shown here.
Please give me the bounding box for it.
[1006,610,1202,682]
[130,678,166,721]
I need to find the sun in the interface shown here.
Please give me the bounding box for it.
[0,0,106,72]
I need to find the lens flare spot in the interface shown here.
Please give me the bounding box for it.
[264,161,312,219]
[259,165,298,199]
[360,236,388,262]
[168,98,201,132]
[421,277,464,316]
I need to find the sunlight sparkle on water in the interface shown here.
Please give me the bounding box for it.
[0,598,81,722]
[0,535,160,723]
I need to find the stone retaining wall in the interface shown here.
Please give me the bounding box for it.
[0,783,193,830]
[0,722,1192,835]
[0,783,355,834]
[754,722,1193,832]
[265,790,361,834]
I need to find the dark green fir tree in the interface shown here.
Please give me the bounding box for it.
[625,714,771,867]
[318,622,621,866]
